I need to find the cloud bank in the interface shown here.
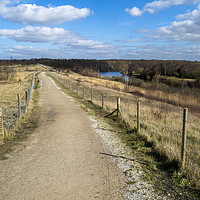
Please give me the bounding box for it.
[0,26,112,51]
[148,4,200,41]
[126,0,200,17]
[0,0,92,25]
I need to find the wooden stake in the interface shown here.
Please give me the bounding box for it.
[18,94,21,118]
[102,93,104,109]
[137,101,140,133]
[181,108,188,169]
[25,91,28,106]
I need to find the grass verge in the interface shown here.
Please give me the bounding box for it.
[0,82,40,160]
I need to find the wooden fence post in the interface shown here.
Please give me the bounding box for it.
[25,91,28,106]
[181,108,188,169]
[117,98,120,117]
[137,101,140,133]
[0,107,4,137]
[18,94,21,118]
[25,90,28,113]
[102,93,104,109]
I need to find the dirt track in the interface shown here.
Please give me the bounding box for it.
[0,73,125,200]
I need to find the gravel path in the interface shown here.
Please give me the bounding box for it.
[89,117,167,200]
[0,73,125,200]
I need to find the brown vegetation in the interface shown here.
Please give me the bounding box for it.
[53,71,200,190]
[0,66,37,140]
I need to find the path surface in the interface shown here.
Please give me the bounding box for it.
[0,73,125,200]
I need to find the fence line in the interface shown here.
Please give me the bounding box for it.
[28,72,35,105]
[47,72,199,175]
[0,72,37,138]
[31,64,198,187]
[0,106,4,136]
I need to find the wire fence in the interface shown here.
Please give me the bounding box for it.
[0,72,37,137]
[49,71,200,187]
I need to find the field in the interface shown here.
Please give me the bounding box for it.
[63,71,200,113]
[52,71,200,189]
[0,65,43,138]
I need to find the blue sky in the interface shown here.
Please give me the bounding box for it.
[0,0,200,60]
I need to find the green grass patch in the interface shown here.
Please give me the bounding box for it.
[127,180,137,185]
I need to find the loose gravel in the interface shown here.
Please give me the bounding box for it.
[89,116,168,200]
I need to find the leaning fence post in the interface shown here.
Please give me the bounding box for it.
[181,108,188,169]
[0,106,4,137]
[137,101,140,133]
[18,94,21,118]
[102,93,104,109]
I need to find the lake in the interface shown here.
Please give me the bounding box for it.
[100,71,123,77]
[100,71,129,80]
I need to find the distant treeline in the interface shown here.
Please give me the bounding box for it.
[1,58,200,87]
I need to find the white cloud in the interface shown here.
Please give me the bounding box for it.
[151,20,200,41]
[126,0,200,17]
[3,43,200,60]
[0,0,92,25]
[126,44,200,60]
[3,45,118,59]
[0,26,114,52]
[67,40,112,50]
[5,45,69,58]
[176,3,200,20]
[125,7,143,17]
[147,4,200,41]
[0,26,79,43]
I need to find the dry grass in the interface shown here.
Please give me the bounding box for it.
[66,72,126,91]
[0,77,40,160]
[53,71,200,189]
[0,69,35,137]
[65,72,200,113]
